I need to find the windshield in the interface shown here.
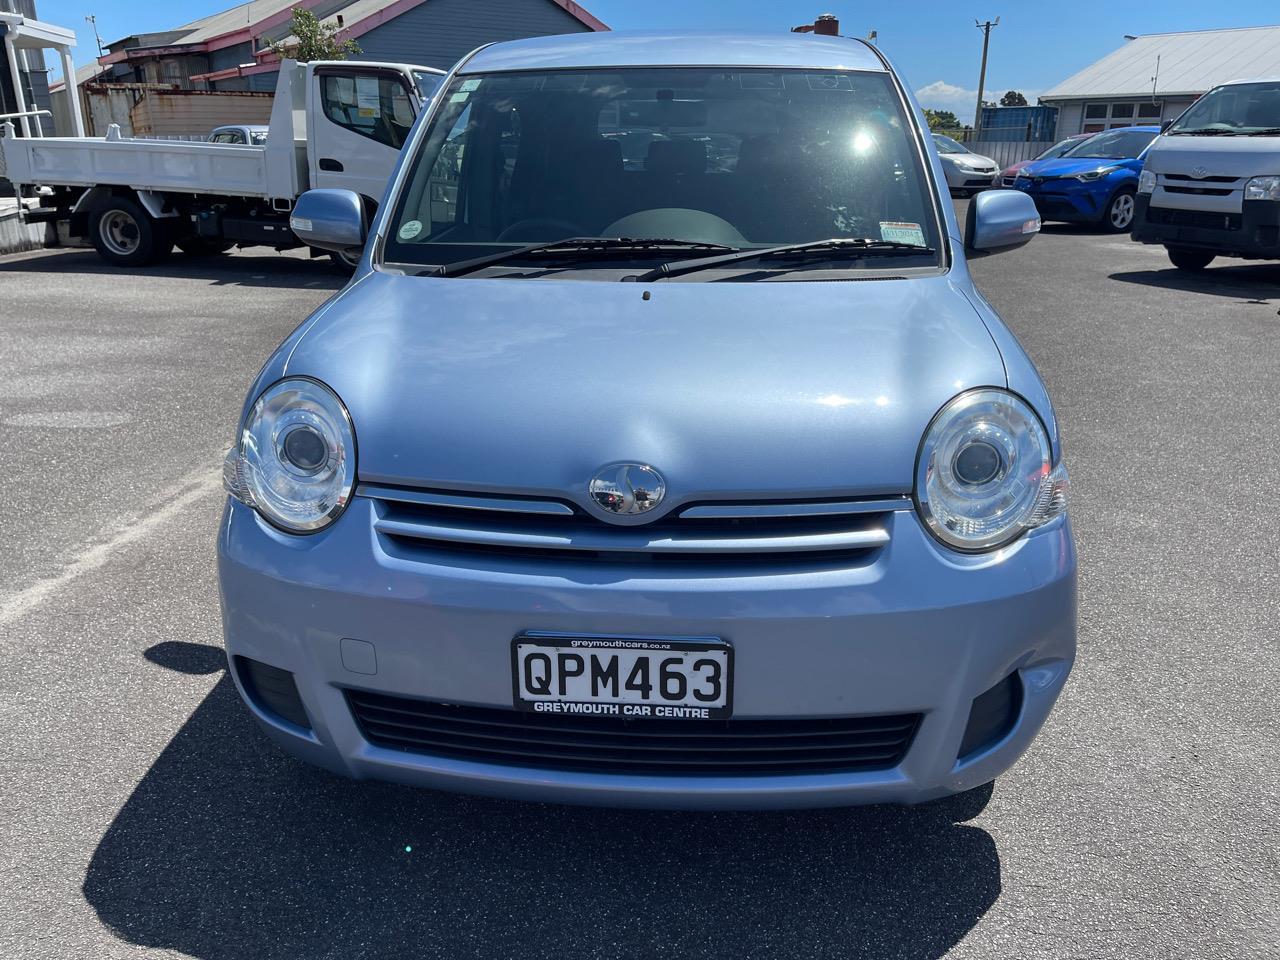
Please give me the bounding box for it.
[413,70,443,101]
[384,67,941,273]
[1168,81,1280,134]
[1062,128,1156,159]
[932,134,968,154]
[1036,137,1082,160]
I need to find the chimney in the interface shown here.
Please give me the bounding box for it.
[792,14,840,36]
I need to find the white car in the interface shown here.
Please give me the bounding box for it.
[932,134,999,197]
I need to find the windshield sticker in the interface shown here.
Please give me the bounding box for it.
[355,76,381,118]
[880,221,926,245]
[738,73,784,90]
[806,74,853,91]
[398,220,423,241]
[449,91,470,104]
[459,79,481,92]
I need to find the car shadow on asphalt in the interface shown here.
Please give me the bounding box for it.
[0,249,346,290]
[83,654,1001,960]
[1109,262,1280,302]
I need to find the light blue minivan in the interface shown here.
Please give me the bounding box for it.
[219,31,1075,809]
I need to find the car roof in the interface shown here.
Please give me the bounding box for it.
[459,31,885,75]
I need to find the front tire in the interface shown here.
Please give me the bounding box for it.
[1166,246,1215,272]
[1102,188,1137,233]
[90,197,173,266]
[329,247,362,273]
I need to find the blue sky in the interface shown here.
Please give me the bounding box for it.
[39,0,1280,120]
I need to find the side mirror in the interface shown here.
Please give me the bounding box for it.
[1161,119,1172,133]
[964,189,1040,255]
[290,189,366,254]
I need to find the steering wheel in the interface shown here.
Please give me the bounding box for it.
[496,218,587,243]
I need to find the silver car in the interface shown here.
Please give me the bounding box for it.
[219,31,1073,809]
[933,133,1000,196]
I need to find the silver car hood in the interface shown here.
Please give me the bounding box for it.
[1144,134,1280,177]
[285,272,1007,502]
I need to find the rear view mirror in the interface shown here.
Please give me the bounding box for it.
[964,190,1040,254]
[290,189,366,253]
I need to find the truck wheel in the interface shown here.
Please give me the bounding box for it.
[90,198,173,266]
[176,236,233,257]
[329,248,362,273]
[1166,246,1215,272]
[1102,188,1136,233]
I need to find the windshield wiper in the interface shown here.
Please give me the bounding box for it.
[627,237,936,282]
[1244,128,1280,136]
[428,237,738,278]
[1168,128,1241,137]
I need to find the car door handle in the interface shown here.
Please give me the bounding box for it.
[319,158,344,172]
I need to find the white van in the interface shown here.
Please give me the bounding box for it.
[1132,78,1280,270]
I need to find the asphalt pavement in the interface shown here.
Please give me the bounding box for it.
[0,221,1277,959]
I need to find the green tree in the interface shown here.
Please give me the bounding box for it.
[270,6,360,62]
[923,109,960,131]
[1000,90,1028,107]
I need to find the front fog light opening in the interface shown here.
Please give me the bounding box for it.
[957,672,1023,762]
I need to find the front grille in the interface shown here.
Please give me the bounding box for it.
[1145,207,1241,231]
[347,690,921,776]
[1163,173,1237,183]
[362,483,904,567]
[1162,185,1233,197]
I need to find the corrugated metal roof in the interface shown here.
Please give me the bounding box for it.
[1041,24,1280,101]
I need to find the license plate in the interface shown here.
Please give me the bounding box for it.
[512,634,732,720]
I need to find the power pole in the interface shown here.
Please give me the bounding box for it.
[973,17,999,142]
[85,14,105,58]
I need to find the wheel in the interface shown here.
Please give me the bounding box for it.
[1102,188,1137,233]
[89,197,173,266]
[1166,246,1215,272]
[175,236,233,257]
[329,247,363,273]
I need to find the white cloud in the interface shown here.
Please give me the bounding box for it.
[915,81,1043,117]
[916,81,977,114]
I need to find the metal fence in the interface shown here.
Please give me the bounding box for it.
[134,134,210,142]
[965,141,1055,167]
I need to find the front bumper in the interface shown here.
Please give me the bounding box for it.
[217,497,1076,809]
[1131,195,1280,259]
[1013,176,1113,222]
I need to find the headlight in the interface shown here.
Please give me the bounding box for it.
[1071,165,1119,182]
[1137,169,1157,194]
[915,389,1069,552]
[1245,175,1280,201]
[223,377,356,533]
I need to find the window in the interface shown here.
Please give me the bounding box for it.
[1138,101,1162,118]
[211,131,244,144]
[1167,81,1280,135]
[1110,103,1135,118]
[386,67,943,269]
[1084,104,1108,119]
[319,71,416,149]
[1082,123,1105,133]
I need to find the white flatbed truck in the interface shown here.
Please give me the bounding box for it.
[0,59,443,267]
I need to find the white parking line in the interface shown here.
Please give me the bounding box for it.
[0,470,223,632]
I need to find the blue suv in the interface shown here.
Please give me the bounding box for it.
[1012,126,1160,232]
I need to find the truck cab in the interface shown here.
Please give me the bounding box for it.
[1132,78,1280,270]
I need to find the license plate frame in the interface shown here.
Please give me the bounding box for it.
[511,633,734,720]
